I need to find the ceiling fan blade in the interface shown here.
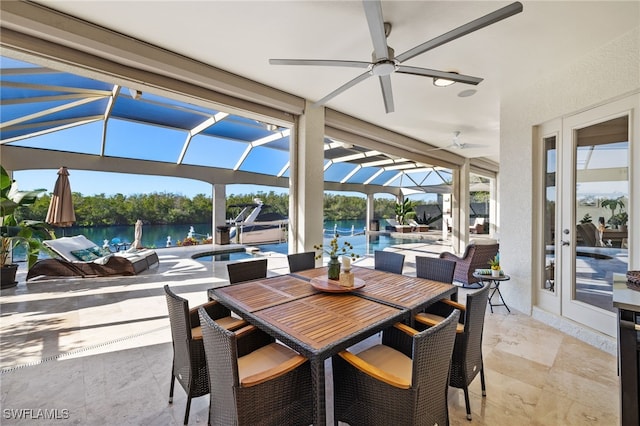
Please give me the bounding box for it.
[425,144,454,152]
[395,1,523,63]
[312,71,372,107]
[457,143,488,149]
[378,75,394,113]
[269,59,371,69]
[396,66,483,85]
[363,0,391,60]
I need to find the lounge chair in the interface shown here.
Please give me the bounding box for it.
[439,238,499,288]
[27,235,159,280]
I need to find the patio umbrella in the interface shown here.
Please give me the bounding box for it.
[46,167,76,233]
[133,219,143,249]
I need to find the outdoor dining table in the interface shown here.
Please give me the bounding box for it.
[292,265,459,325]
[209,267,457,425]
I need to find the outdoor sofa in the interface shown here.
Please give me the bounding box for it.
[27,235,159,280]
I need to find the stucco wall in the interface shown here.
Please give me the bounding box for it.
[499,27,640,315]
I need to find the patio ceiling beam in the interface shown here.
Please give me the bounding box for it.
[0,93,95,105]
[177,113,228,164]
[0,2,305,115]
[252,128,291,147]
[0,80,113,96]
[1,144,401,197]
[363,169,385,185]
[101,85,119,156]
[341,165,361,184]
[383,171,403,186]
[0,96,104,129]
[0,116,102,144]
[277,161,289,178]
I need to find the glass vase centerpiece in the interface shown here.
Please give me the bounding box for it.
[314,234,359,280]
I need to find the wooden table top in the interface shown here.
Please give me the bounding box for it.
[253,293,403,352]
[213,275,317,312]
[293,265,457,312]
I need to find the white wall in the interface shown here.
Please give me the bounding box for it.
[499,27,640,315]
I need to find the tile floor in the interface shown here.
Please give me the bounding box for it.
[0,244,620,425]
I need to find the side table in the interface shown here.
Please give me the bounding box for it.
[472,272,511,313]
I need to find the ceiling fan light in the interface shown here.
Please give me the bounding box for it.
[433,77,455,87]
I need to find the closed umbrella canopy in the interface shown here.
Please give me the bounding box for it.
[133,219,143,249]
[46,167,76,227]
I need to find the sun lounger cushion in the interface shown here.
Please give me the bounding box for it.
[28,235,159,280]
[45,235,106,262]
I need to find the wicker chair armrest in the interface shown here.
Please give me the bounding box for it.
[414,313,440,328]
[241,354,307,388]
[415,312,464,334]
[337,350,411,389]
[235,324,258,338]
[440,298,466,311]
[393,322,419,336]
[189,300,231,327]
[439,251,463,262]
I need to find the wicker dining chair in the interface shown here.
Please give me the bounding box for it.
[374,250,405,274]
[287,251,316,273]
[415,256,457,284]
[226,258,268,284]
[198,307,313,425]
[333,310,460,426]
[414,283,491,420]
[164,285,246,425]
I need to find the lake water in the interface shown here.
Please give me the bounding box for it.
[14,219,423,260]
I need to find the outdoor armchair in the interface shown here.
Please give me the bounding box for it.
[414,283,491,420]
[374,250,405,274]
[332,310,460,426]
[164,285,246,425]
[439,239,498,287]
[287,251,316,273]
[198,307,313,425]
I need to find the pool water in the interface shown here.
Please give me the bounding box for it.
[236,233,428,258]
[194,251,257,262]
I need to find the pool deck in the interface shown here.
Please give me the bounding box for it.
[0,237,620,425]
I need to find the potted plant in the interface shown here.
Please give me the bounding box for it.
[601,197,625,228]
[394,199,416,233]
[1,166,55,288]
[488,254,501,277]
[615,211,628,232]
[579,213,592,224]
[314,234,359,280]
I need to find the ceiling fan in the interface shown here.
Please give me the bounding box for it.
[427,131,487,152]
[269,1,523,113]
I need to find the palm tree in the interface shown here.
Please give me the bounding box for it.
[601,197,625,225]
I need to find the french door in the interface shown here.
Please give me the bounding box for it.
[539,96,634,337]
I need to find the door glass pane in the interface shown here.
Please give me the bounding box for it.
[470,174,489,235]
[543,136,556,291]
[574,116,629,312]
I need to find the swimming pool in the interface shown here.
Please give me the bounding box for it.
[246,233,434,258]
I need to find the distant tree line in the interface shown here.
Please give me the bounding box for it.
[17,190,438,227]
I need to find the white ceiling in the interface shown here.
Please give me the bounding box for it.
[34,1,640,163]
